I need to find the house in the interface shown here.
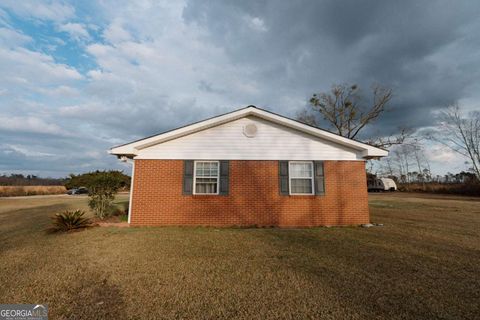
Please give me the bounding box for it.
[109,106,387,227]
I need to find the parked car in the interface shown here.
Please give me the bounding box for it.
[367,178,397,192]
[66,187,89,195]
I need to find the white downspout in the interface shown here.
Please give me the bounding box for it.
[128,160,135,224]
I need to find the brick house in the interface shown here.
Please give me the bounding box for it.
[110,106,387,227]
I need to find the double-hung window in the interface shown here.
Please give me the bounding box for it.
[194,161,219,194]
[289,161,314,195]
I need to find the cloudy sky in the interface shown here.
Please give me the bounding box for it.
[1,0,479,177]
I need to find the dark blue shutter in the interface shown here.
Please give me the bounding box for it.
[183,160,194,195]
[279,161,289,195]
[219,160,229,195]
[314,161,325,195]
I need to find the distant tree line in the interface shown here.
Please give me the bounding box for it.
[0,174,67,186]
[377,140,478,185]
[0,170,131,191]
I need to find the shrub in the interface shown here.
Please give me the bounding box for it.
[86,172,122,219]
[65,170,130,190]
[47,210,93,233]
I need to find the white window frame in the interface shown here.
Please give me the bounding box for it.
[288,161,314,195]
[193,160,220,195]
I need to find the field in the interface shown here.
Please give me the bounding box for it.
[0,185,66,197]
[0,193,479,319]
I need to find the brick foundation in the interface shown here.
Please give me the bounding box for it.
[130,160,369,227]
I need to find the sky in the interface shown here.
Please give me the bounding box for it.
[0,0,479,178]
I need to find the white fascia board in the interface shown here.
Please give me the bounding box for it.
[109,106,388,158]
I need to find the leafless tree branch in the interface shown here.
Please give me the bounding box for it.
[297,83,405,149]
[429,104,480,179]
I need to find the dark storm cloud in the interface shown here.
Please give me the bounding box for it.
[183,0,480,136]
[1,0,480,177]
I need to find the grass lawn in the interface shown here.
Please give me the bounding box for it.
[0,193,479,319]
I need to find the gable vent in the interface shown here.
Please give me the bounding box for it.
[243,123,258,138]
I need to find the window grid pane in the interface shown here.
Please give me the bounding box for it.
[289,162,313,194]
[194,161,219,194]
[291,178,313,194]
[195,162,219,177]
[290,162,313,178]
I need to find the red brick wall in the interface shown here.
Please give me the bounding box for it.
[130,160,369,227]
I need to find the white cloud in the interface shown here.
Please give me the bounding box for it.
[0,1,75,22]
[6,144,56,157]
[0,47,83,89]
[0,8,9,26]
[425,144,463,163]
[58,22,90,41]
[0,27,31,47]
[0,116,65,135]
[35,85,80,98]
[103,19,131,43]
[245,16,268,32]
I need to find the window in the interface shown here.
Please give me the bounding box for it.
[289,161,314,195]
[194,161,219,194]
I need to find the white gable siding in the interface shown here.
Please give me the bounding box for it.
[136,116,364,160]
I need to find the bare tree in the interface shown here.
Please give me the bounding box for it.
[297,83,410,149]
[412,139,425,183]
[379,139,433,184]
[397,145,414,182]
[383,156,394,177]
[433,104,480,179]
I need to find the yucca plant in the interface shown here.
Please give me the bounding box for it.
[47,210,93,233]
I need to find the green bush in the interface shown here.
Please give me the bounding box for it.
[65,170,130,190]
[86,172,123,219]
[47,210,93,233]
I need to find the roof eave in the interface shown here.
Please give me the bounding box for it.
[361,149,389,159]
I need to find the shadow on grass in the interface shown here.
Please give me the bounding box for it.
[52,271,126,320]
[256,228,480,319]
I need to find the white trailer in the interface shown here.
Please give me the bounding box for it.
[368,178,397,192]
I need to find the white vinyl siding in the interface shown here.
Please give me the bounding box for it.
[136,116,363,160]
[289,161,314,195]
[193,161,219,195]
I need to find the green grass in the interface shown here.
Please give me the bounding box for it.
[0,193,479,319]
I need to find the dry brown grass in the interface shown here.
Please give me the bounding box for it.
[0,193,479,319]
[398,182,480,196]
[0,185,66,197]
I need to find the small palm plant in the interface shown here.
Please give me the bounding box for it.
[47,210,93,233]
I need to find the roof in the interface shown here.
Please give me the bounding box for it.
[109,105,388,159]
